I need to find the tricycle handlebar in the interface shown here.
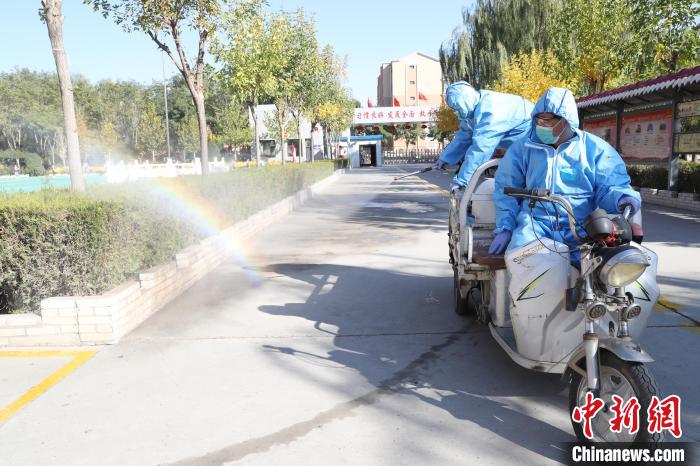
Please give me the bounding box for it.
[504,187,584,241]
[503,187,550,197]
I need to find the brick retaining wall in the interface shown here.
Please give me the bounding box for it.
[637,187,700,212]
[0,169,345,347]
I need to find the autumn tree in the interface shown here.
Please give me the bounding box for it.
[550,0,641,94]
[286,9,320,164]
[136,101,166,161]
[440,0,561,87]
[315,93,353,159]
[40,0,85,190]
[269,13,293,165]
[428,104,459,149]
[86,0,225,174]
[491,49,577,102]
[628,0,700,74]
[394,124,426,151]
[208,96,252,159]
[214,0,285,166]
[310,45,351,160]
[176,114,200,159]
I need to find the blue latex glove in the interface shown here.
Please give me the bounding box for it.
[449,182,462,193]
[488,230,512,255]
[434,159,447,170]
[617,195,641,215]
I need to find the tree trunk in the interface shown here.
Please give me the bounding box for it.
[250,105,261,166]
[42,0,84,191]
[669,50,678,73]
[322,125,328,160]
[296,117,303,164]
[193,91,209,175]
[278,120,286,166]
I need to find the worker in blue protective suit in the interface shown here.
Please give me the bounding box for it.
[488,87,641,258]
[434,81,534,191]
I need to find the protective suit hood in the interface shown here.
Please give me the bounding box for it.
[445,81,481,121]
[531,87,579,132]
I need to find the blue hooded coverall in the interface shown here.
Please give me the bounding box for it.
[494,87,641,254]
[438,82,534,186]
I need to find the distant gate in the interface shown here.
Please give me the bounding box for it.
[382,149,440,165]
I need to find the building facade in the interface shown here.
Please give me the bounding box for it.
[373,52,443,150]
[250,104,326,161]
[377,52,443,108]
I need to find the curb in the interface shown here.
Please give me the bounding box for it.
[636,187,700,212]
[0,168,346,348]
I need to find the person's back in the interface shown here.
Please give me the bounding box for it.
[476,90,533,147]
[435,81,533,190]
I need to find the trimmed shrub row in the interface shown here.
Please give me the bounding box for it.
[0,160,347,314]
[627,160,700,193]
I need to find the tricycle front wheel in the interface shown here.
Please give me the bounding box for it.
[568,352,664,446]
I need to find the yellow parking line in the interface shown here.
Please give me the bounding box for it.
[657,296,681,311]
[0,350,96,423]
[682,323,700,334]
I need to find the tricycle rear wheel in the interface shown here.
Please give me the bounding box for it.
[453,267,469,316]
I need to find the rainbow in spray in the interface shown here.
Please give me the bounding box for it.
[143,176,264,287]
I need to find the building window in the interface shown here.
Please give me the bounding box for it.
[409,80,415,84]
[410,96,416,100]
[409,65,415,69]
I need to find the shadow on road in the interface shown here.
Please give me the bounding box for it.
[256,262,572,463]
[643,205,700,247]
[340,179,450,233]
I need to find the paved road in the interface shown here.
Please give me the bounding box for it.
[0,166,698,465]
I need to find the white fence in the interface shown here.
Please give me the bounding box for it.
[104,158,228,183]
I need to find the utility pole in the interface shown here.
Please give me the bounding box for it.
[162,54,172,161]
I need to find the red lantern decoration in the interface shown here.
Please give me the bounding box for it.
[421,124,428,129]
[405,124,412,129]
[356,125,364,131]
[372,126,379,131]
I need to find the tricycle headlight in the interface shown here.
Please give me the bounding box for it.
[598,247,650,287]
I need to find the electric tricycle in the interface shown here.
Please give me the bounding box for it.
[448,159,663,444]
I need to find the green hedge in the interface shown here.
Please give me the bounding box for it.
[0,161,343,314]
[627,160,700,193]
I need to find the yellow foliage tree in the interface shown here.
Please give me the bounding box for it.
[435,104,459,134]
[429,103,460,148]
[491,49,577,102]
